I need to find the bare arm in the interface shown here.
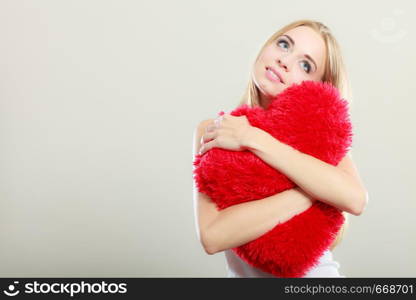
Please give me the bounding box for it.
[242,126,368,215]
[193,120,315,254]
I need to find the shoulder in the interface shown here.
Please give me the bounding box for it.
[194,119,215,136]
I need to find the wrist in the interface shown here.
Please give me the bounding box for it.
[241,126,269,152]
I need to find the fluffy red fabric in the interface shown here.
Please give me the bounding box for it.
[193,80,352,277]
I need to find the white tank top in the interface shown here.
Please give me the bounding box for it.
[224,248,345,278]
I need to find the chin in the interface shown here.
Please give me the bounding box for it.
[267,87,285,98]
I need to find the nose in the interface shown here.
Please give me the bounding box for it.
[277,57,289,72]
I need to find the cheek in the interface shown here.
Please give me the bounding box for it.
[289,67,316,85]
[260,47,278,62]
[288,70,307,85]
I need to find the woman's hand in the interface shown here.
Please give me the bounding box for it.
[199,113,254,155]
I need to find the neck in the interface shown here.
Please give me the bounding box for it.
[259,92,271,109]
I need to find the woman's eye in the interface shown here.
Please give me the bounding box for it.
[277,39,289,50]
[300,61,312,73]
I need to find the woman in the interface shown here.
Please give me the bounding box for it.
[192,20,368,277]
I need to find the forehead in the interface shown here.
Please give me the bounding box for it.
[281,26,326,67]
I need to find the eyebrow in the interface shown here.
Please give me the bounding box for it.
[281,34,318,70]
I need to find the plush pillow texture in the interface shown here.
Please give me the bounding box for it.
[193,80,352,277]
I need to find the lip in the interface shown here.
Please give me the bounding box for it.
[265,66,284,84]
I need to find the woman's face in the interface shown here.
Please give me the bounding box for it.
[252,26,327,107]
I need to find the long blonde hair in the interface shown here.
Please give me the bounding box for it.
[241,20,351,250]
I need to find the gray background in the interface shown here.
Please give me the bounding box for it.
[0,0,414,277]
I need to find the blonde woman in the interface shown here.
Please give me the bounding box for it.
[192,20,368,277]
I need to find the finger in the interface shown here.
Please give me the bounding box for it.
[214,118,220,127]
[201,131,217,144]
[199,139,217,154]
[206,124,216,132]
[215,117,224,128]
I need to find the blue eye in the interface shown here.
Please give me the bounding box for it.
[277,39,289,50]
[300,61,311,73]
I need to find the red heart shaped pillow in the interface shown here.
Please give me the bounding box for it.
[193,80,352,277]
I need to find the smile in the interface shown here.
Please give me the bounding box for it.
[265,67,284,84]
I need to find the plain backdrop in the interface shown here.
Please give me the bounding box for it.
[0,0,415,277]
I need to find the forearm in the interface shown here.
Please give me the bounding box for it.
[205,188,313,254]
[244,127,363,214]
